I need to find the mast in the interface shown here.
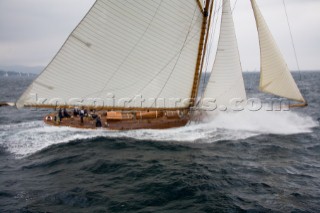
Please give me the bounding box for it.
[196,0,204,12]
[190,0,214,107]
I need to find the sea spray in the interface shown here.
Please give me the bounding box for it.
[0,109,317,158]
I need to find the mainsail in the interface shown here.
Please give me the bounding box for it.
[17,0,207,109]
[251,0,306,103]
[203,0,246,108]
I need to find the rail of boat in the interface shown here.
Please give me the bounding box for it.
[44,110,189,130]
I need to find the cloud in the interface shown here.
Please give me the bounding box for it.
[0,0,95,66]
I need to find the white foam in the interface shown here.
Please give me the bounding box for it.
[203,110,317,135]
[0,110,317,158]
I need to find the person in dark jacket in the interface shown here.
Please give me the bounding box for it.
[80,108,85,124]
[73,108,79,117]
[96,116,102,128]
[58,108,63,121]
[63,108,71,118]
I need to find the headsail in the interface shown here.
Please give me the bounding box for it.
[203,0,246,108]
[251,0,306,103]
[17,0,204,110]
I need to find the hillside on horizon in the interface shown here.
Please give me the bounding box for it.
[0,65,44,74]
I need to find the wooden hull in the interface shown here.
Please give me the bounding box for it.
[44,110,189,130]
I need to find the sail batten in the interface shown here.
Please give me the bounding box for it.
[203,0,246,108]
[251,0,305,103]
[17,0,204,109]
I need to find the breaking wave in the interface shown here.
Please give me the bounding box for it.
[0,110,317,158]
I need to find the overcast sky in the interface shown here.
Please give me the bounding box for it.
[0,0,319,71]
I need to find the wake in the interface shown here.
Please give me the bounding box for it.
[0,110,317,158]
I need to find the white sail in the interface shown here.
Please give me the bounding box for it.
[251,0,305,103]
[203,0,246,109]
[17,0,204,109]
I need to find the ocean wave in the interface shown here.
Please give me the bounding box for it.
[0,110,317,158]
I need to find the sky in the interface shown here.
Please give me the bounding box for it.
[0,0,319,71]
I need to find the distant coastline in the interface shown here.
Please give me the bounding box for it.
[0,65,319,77]
[0,70,38,77]
[0,65,44,75]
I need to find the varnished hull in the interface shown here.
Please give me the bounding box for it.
[44,111,189,130]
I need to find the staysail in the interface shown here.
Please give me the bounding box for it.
[203,0,246,108]
[251,0,306,103]
[17,0,206,110]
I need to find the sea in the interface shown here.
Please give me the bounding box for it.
[0,72,319,212]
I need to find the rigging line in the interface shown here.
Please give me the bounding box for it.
[150,5,200,108]
[204,0,223,74]
[202,0,217,76]
[199,12,214,100]
[282,0,302,81]
[81,15,203,99]
[191,0,215,107]
[201,0,237,95]
[201,0,222,98]
[203,0,221,77]
[97,0,164,98]
[135,14,203,95]
[16,0,98,106]
[200,0,239,104]
[232,0,238,13]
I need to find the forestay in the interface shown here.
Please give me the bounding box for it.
[203,0,246,108]
[17,0,203,109]
[251,0,305,103]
